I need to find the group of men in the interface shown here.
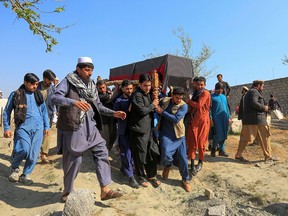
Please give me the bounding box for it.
[3,57,277,203]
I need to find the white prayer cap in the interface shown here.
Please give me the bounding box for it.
[78,57,93,64]
[55,77,59,81]
[242,86,249,91]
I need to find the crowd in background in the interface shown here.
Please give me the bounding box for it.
[2,57,282,202]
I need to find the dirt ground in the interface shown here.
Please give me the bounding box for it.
[0,118,288,216]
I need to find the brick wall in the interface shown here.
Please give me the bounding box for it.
[228,77,288,115]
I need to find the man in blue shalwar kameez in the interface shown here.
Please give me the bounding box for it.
[155,87,191,192]
[3,73,50,185]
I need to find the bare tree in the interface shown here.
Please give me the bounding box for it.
[3,0,69,52]
[282,55,288,65]
[144,26,216,78]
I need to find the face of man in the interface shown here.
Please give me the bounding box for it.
[196,80,206,91]
[77,66,93,81]
[43,78,54,87]
[97,83,107,93]
[192,81,197,89]
[122,84,133,98]
[217,75,222,82]
[139,80,151,94]
[259,83,264,91]
[24,81,39,92]
[172,94,183,105]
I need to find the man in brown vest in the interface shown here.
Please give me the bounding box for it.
[52,57,126,202]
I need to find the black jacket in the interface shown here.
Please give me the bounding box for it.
[241,87,267,125]
[129,88,154,134]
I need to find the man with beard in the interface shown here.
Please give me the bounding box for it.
[96,80,119,151]
[113,80,139,188]
[235,80,277,163]
[52,57,126,202]
[186,77,211,176]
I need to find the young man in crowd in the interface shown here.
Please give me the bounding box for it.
[3,73,50,184]
[156,87,191,192]
[113,80,139,188]
[129,74,161,188]
[38,69,56,163]
[216,74,231,97]
[186,77,211,176]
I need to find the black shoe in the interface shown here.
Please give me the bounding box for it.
[129,176,139,189]
[211,148,216,157]
[219,150,229,157]
[191,166,197,176]
[196,161,203,172]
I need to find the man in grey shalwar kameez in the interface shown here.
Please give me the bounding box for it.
[51,57,126,202]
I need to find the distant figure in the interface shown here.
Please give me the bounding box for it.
[268,95,283,112]
[3,73,50,185]
[216,74,231,97]
[268,95,284,119]
[235,80,277,163]
[186,77,211,176]
[51,57,126,202]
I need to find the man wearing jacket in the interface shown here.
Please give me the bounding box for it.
[235,80,275,163]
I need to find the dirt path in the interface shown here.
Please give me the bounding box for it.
[0,119,288,216]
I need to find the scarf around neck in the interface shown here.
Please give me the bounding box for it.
[66,71,98,102]
[13,84,44,126]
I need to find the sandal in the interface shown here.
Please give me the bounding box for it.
[101,190,123,201]
[139,179,149,187]
[235,156,249,163]
[148,178,161,188]
[41,154,50,164]
[61,192,70,203]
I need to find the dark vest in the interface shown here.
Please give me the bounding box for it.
[57,84,103,131]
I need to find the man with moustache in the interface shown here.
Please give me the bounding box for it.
[3,73,50,184]
[129,74,161,188]
[52,57,126,202]
[38,69,56,163]
[113,80,139,188]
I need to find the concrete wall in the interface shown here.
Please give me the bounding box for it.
[228,77,288,115]
[0,99,8,127]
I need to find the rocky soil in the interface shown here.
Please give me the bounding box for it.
[0,118,287,216]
